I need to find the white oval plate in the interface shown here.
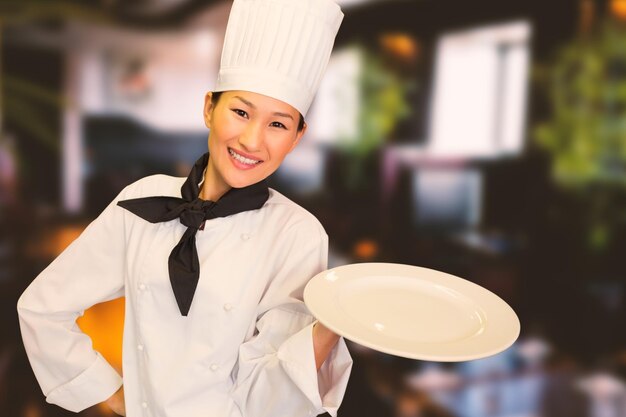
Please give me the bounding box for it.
[304,262,520,362]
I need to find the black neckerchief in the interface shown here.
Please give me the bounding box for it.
[117,152,269,316]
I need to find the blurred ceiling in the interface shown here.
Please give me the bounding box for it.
[0,0,386,29]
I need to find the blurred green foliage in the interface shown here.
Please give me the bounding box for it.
[338,44,415,190]
[534,20,626,189]
[3,74,64,151]
[533,19,626,251]
[0,0,110,149]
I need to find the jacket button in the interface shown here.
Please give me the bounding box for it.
[138,283,147,291]
[223,303,233,311]
[141,402,148,409]
[210,363,219,371]
[137,344,144,351]
[240,233,250,241]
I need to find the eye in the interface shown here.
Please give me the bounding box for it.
[270,121,287,129]
[231,109,248,118]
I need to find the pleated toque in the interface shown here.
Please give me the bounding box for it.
[214,0,344,117]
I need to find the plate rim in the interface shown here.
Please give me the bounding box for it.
[304,262,521,362]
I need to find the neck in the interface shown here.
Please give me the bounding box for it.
[199,161,231,201]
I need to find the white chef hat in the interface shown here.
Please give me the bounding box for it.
[214,0,344,118]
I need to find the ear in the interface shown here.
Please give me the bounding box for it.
[288,121,307,153]
[203,92,214,129]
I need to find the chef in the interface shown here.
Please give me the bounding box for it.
[16,0,353,416]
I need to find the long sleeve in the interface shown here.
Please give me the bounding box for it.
[16,185,132,412]
[230,219,353,417]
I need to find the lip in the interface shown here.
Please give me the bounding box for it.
[228,147,263,162]
[227,147,264,171]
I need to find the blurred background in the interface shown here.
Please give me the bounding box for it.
[2,0,626,416]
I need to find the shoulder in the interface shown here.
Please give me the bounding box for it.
[120,174,185,199]
[262,188,327,239]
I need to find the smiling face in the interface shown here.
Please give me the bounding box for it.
[201,90,307,200]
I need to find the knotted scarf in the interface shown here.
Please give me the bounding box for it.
[117,152,269,316]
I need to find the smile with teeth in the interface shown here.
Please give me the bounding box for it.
[228,148,263,165]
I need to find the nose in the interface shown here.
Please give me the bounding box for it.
[238,121,263,152]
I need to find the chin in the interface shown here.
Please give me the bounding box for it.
[226,173,264,189]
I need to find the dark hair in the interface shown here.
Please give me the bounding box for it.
[210,91,306,132]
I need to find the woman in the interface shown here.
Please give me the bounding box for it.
[17,0,353,416]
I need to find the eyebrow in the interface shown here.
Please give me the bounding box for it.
[233,95,294,120]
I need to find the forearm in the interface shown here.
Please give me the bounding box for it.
[312,321,340,371]
[105,385,126,416]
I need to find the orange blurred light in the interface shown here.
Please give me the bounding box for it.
[77,298,125,373]
[611,0,626,20]
[353,239,379,260]
[379,33,419,62]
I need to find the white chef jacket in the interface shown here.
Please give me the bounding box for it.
[17,173,353,417]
